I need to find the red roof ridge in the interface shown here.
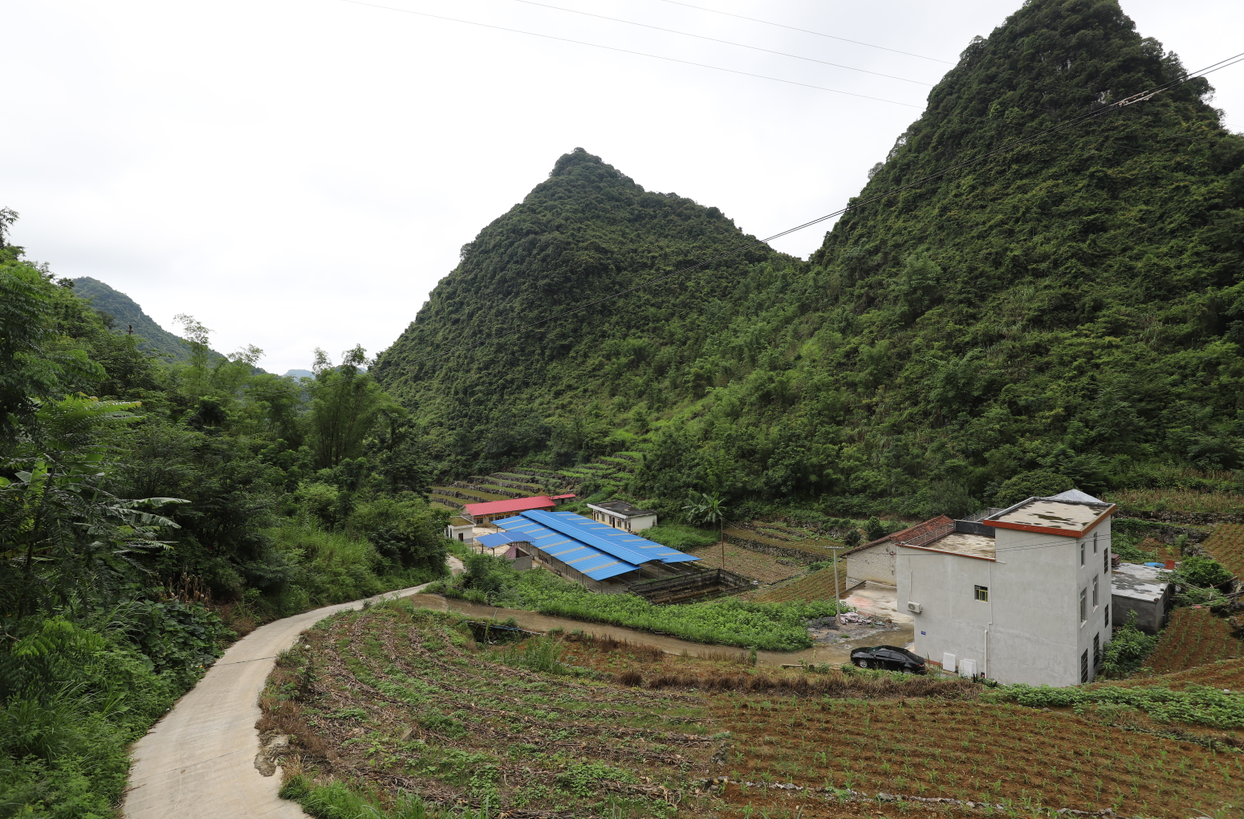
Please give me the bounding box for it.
[465,495,556,516]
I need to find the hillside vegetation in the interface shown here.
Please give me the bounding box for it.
[376,0,1244,519]
[1,220,447,816]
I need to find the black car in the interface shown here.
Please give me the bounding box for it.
[850,645,926,673]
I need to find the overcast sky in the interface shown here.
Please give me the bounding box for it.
[6,0,1242,375]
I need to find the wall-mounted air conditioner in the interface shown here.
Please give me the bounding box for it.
[906,601,923,614]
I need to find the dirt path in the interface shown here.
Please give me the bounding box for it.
[122,558,463,819]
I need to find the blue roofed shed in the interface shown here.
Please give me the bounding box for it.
[490,509,699,589]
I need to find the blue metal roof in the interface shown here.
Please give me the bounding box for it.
[492,510,698,581]
[477,531,519,548]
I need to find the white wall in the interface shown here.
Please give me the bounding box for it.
[897,547,992,677]
[846,542,896,585]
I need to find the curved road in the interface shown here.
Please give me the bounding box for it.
[123,562,461,819]
[123,560,895,818]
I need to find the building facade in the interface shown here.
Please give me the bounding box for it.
[897,492,1115,686]
[586,500,658,533]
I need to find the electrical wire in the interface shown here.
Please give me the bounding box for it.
[339,0,924,106]
[396,49,1244,368]
[653,0,953,64]
[509,0,934,86]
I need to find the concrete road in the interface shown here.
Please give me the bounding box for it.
[123,559,463,819]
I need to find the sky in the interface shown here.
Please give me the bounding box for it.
[5,0,1242,375]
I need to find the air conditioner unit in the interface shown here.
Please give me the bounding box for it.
[906,601,923,614]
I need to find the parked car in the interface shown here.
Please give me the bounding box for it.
[850,645,926,673]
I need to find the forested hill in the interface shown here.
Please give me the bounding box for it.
[372,149,786,473]
[72,276,201,363]
[377,0,1244,518]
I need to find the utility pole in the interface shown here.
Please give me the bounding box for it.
[831,545,843,628]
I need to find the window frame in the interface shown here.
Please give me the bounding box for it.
[1080,588,1087,625]
[1092,575,1099,609]
[974,584,989,602]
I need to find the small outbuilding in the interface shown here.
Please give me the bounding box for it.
[587,500,658,533]
[1111,562,1173,634]
[444,516,475,544]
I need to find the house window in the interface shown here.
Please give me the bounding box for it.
[1093,634,1101,669]
[974,585,989,602]
[1080,589,1087,624]
[1105,604,1110,628]
[1093,531,1098,553]
[1104,548,1109,574]
[1092,576,1099,608]
[1080,540,1085,566]
[1081,650,1089,683]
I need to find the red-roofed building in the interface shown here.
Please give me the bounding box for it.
[464,494,575,525]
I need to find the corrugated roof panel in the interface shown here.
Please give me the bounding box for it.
[492,509,697,581]
[525,510,656,565]
[477,532,518,548]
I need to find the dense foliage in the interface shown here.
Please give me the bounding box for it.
[376,0,1244,519]
[0,217,447,816]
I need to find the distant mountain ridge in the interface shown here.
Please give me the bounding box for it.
[375,0,1244,516]
[71,277,197,362]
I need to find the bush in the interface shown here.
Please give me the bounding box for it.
[642,523,717,550]
[1099,613,1158,678]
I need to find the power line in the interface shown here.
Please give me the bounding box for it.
[654,0,953,65]
[339,0,924,107]
[397,50,1244,368]
[509,0,934,87]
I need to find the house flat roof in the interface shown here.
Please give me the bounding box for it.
[901,532,996,560]
[985,495,1115,537]
[587,500,656,517]
[1112,562,1170,602]
[464,496,556,517]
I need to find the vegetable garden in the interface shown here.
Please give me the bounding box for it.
[748,565,849,604]
[431,560,845,651]
[1143,607,1244,674]
[267,603,1244,819]
[1201,523,1244,580]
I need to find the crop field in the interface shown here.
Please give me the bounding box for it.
[748,565,849,603]
[1143,607,1244,674]
[685,543,804,585]
[1202,523,1244,580]
[1106,487,1244,516]
[724,524,841,559]
[261,603,721,819]
[1105,657,1244,693]
[265,603,1244,819]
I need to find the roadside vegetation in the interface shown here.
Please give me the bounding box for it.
[0,219,447,816]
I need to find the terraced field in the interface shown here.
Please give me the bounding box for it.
[723,523,843,559]
[748,565,850,603]
[684,543,805,585]
[1143,607,1244,674]
[266,603,1244,819]
[1202,523,1244,580]
[429,453,650,511]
